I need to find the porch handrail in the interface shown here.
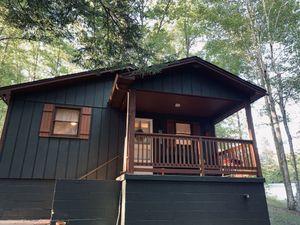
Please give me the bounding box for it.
[135,132,253,143]
[79,155,122,180]
[132,132,258,177]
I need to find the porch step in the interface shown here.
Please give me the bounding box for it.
[50,180,121,225]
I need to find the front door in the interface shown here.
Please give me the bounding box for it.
[134,118,153,174]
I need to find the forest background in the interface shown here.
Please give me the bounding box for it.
[0,0,299,215]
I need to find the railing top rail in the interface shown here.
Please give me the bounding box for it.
[135,132,253,143]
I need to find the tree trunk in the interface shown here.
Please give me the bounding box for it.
[245,0,295,210]
[268,36,300,210]
[280,104,300,210]
[277,74,300,211]
[183,18,190,57]
[236,112,243,139]
[261,69,295,210]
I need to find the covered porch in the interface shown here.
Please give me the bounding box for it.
[119,89,262,178]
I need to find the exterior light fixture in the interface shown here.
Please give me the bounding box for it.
[243,194,250,199]
[70,122,77,126]
[175,103,181,108]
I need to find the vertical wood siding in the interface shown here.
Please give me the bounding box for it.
[0,78,125,180]
[133,67,249,101]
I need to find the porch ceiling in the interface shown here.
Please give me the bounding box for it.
[135,90,242,122]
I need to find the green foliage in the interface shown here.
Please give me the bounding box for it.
[0,102,7,138]
[261,156,283,183]
[215,112,247,139]
[215,118,241,139]
[261,148,300,184]
[0,3,80,84]
[2,0,147,69]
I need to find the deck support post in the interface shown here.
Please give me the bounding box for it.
[245,103,262,177]
[125,90,136,174]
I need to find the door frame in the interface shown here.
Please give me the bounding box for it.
[134,118,153,174]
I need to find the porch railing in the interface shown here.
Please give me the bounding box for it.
[132,132,258,177]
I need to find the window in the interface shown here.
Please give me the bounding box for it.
[176,123,191,135]
[176,123,191,145]
[39,104,92,139]
[53,108,80,136]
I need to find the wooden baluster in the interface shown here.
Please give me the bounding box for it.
[220,141,225,174]
[249,142,257,168]
[171,137,174,166]
[210,140,214,167]
[162,136,165,165]
[246,143,252,169]
[198,138,205,176]
[231,141,236,171]
[246,143,252,168]
[187,138,189,165]
[213,140,217,168]
[237,143,242,169]
[226,141,231,172]
[194,139,197,166]
[142,135,145,165]
[175,137,178,166]
[191,139,195,166]
[203,140,206,167]
[154,136,157,165]
[232,141,238,170]
[203,139,207,167]
[137,134,140,165]
[237,142,241,169]
[158,136,162,166]
[208,140,213,168]
[183,138,185,165]
[166,137,169,166]
[179,139,182,165]
[149,136,152,165]
[240,143,246,168]
[216,142,220,169]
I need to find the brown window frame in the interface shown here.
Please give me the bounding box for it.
[39,104,92,140]
[175,122,192,136]
[50,105,82,138]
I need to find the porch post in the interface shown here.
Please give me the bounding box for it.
[125,90,136,174]
[245,103,262,177]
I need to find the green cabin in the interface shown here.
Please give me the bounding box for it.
[0,57,270,225]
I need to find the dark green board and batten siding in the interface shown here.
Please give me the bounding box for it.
[0,77,126,180]
[122,175,270,225]
[133,67,250,101]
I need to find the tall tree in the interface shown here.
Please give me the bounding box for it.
[202,0,299,210]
